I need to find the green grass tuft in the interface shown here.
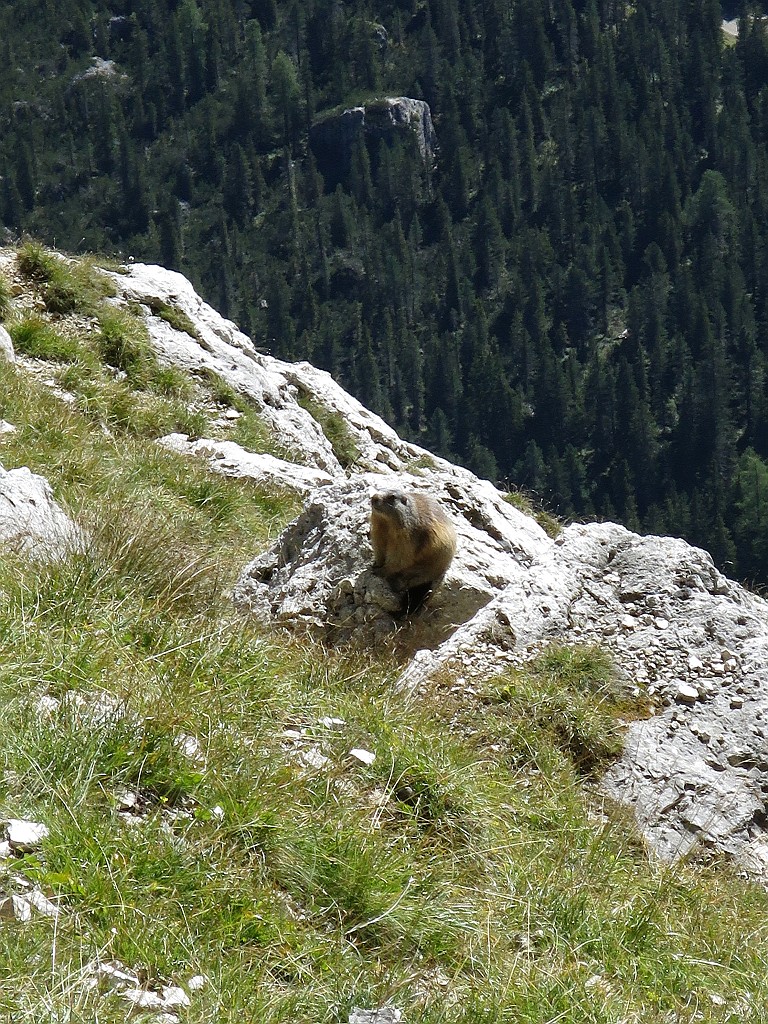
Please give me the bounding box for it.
[95,306,157,383]
[504,487,562,538]
[481,644,634,774]
[10,315,86,362]
[144,295,202,339]
[0,271,12,321]
[297,388,360,468]
[17,241,113,316]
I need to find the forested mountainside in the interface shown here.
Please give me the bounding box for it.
[6,0,768,580]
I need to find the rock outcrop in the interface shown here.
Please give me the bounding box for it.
[233,475,549,645]
[110,262,449,478]
[0,464,86,560]
[399,521,768,874]
[158,434,335,495]
[309,97,436,176]
[0,325,14,363]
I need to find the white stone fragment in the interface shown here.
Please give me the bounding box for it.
[116,788,138,811]
[176,733,201,759]
[349,1009,402,1024]
[6,818,49,852]
[676,682,700,704]
[96,961,140,987]
[0,894,32,922]
[158,986,191,1009]
[687,654,704,672]
[349,748,376,766]
[122,990,167,1010]
[299,747,331,770]
[26,889,61,919]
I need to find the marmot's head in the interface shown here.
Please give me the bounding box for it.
[370,490,410,522]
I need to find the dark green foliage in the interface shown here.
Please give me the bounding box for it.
[6,1,768,580]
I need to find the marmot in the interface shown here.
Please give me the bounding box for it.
[370,490,457,610]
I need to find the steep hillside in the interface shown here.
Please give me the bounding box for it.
[2,245,768,1023]
[9,1,768,581]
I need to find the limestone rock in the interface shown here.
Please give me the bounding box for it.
[23,888,61,920]
[395,520,768,875]
[349,1009,402,1024]
[0,465,86,561]
[109,263,342,475]
[6,818,50,853]
[349,747,376,765]
[93,961,191,1015]
[72,56,126,84]
[310,96,436,173]
[158,433,335,494]
[0,894,32,922]
[111,263,462,479]
[0,325,14,362]
[233,474,549,647]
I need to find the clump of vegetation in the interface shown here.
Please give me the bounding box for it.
[57,361,206,439]
[505,488,562,538]
[10,315,86,363]
[95,306,157,382]
[17,241,112,316]
[297,388,360,468]
[144,295,202,340]
[481,644,635,774]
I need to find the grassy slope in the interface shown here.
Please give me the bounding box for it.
[1,247,767,1023]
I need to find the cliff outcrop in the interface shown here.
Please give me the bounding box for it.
[309,97,436,176]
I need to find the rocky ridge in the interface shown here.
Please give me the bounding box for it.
[5,256,768,877]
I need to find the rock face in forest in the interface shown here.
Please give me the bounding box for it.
[309,97,436,174]
[8,253,768,880]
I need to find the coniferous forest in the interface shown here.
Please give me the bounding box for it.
[6,0,768,581]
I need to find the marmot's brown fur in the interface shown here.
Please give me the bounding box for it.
[370,490,457,608]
